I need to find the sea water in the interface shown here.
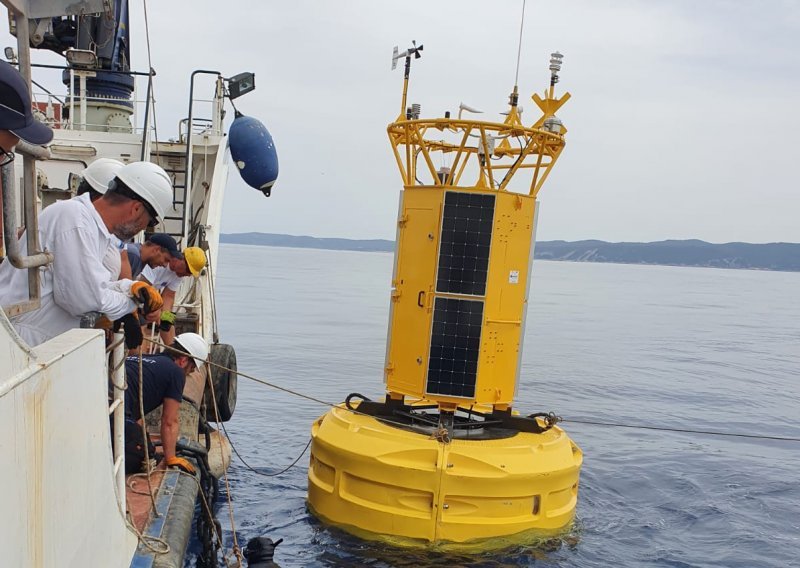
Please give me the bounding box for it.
[190,244,800,567]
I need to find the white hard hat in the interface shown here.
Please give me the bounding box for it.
[115,161,174,220]
[82,158,125,194]
[174,332,209,370]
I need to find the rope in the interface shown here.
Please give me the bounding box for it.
[143,338,559,435]
[141,338,800,448]
[221,420,312,478]
[141,0,162,164]
[137,348,159,516]
[563,418,800,442]
[177,470,227,557]
[206,363,244,566]
[124,512,170,555]
[205,247,220,343]
[126,470,230,560]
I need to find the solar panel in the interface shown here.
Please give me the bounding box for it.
[436,191,495,296]
[426,297,484,398]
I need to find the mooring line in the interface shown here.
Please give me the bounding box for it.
[220,420,312,478]
[563,418,800,442]
[142,337,800,445]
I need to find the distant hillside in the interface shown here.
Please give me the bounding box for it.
[534,239,800,271]
[220,233,800,272]
[222,232,394,252]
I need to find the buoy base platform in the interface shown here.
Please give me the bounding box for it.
[307,401,583,548]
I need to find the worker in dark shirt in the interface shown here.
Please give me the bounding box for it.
[125,232,180,279]
[124,332,208,474]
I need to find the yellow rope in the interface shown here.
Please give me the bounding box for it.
[137,348,159,516]
[124,509,170,555]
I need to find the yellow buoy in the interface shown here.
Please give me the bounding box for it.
[309,404,582,547]
[308,45,581,547]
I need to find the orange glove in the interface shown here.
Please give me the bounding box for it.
[130,281,163,315]
[166,456,196,475]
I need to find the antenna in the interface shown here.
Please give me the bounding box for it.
[507,0,527,111]
[391,46,399,70]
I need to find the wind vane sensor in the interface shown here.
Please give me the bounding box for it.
[391,40,423,70]
[391,40,425,119]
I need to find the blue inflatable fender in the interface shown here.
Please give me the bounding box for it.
[229,112,279,196]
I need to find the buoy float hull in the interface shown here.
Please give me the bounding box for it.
[307,406,582,547]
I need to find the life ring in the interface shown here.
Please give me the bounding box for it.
[204,343,237,422]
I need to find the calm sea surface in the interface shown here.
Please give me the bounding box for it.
[191,244,800,567]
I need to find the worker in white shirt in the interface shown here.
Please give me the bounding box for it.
[139,247,206,346]
[0,161,173,348]
[75,158,131,279]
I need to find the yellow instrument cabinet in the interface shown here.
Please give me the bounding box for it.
[385,187,443,395]
[385,187,536,408]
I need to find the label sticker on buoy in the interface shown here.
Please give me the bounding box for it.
[509,270,519,284]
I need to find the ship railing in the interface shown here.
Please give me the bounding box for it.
[0,143,53,318]
[107,332,127,511]
[178,115,222,141]
[29,90,157,135]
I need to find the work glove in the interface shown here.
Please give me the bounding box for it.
[130,281,163,315]
[113,312,143,349]
[159,310,176,332]
[95,315,113,330]
[166,456,196,475]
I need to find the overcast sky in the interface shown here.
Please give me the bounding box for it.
[7,1,800,243]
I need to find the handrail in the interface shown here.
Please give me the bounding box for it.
[15,139,51,160]
[0,163,53,269]
[108,333,126,509]
[0,14,51,319]
[183,70,221,245]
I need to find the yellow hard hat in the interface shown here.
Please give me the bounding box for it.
[183,247,206,277]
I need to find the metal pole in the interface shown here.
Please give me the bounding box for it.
[139,69,154,161]
[78,72,87,131]
[15,17,46,303]
[69,69,74,130]
[111,332,127,509]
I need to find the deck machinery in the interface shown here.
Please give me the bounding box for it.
[308,47,582,547]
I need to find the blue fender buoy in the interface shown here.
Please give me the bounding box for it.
[229,112,279,196]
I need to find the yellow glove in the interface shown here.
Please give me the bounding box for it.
[130,281,163,315]
[166,456,196,475]
[159,310,176,332]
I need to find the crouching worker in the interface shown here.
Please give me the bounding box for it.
[123,332,208,474]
